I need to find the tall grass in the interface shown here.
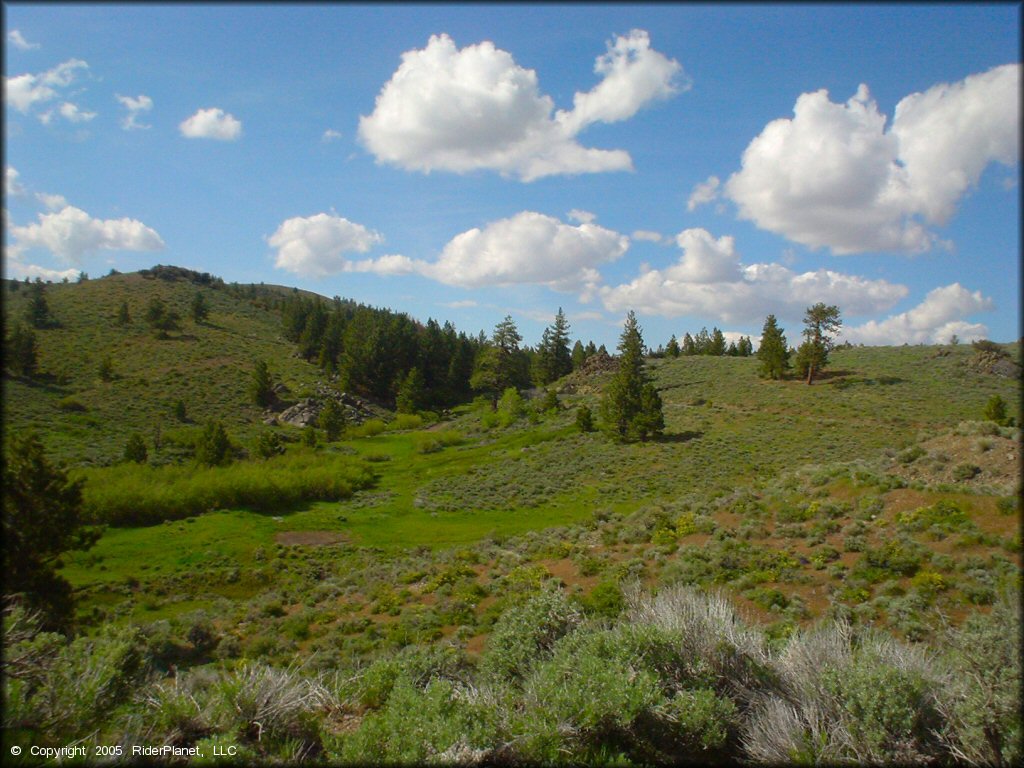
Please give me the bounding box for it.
[78,450,375,526]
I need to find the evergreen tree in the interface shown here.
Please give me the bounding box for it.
[195,420,231,466]
[145,297,180,337]
[666,334,681,358]
[549,307,572,379]
[319,399,346,441]
[726,341,739,357]
[709,327,727,356]
[3,432,98,628]
[116,300,131,326]
[600,311,664,442]
[173,399,188,422]
[25,280,51,328]
[250,360,275,408]
[7,323,38,377]
[123,433,148,464]
[191,291,210,324]
[396,367,426,414]
[471,315,523,407]
[585,341,598,357]
[682,332,696,356]
[737,336,753,357]
[757,314,791,380]
[984,395,1014,427]
[571,340,587,370]
[695,327,711,355]
[795,303,842,384]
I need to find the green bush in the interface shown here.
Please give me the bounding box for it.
[480,588,582,683]
[79,450,375,525]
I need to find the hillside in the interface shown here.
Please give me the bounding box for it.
[3,270,328,465]
[3,270,1021,765]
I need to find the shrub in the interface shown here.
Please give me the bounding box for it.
[194,420,232,467]
[952,463,981,481]
[123,433,148,464]
[57,396,87,412]
[580,580,625,619]
[390,413,424,431]
[480,588,583,683]
[575,404,595,432]
[351,419,385,438]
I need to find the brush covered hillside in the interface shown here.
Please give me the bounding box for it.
[3,269,1022,765]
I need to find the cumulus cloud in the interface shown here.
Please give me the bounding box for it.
[8,30,40,51]
[725,64,1020,254]
[842,283,993,345]
[687,175,720,211]
[358,30,682,181]
[632,230,665,243]
[179,107,242,140]
[268,212,384,277]
[420,211,629,291]
[56,101,96,123]
[6,166,27,197]
[321,128,342,142]
[117,93,153,130]
[4,58,89,115]
[35,192,68,210]
[3,257,80,283]
[599,227,907,324]
[7,205,165,263]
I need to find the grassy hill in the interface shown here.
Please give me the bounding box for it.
[3,270,326,465]
[3,270,1021,765]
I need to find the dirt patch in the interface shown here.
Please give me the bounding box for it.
[889,431,1019,491]
[274,530,349,547]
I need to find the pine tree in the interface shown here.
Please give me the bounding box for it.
[550,307,572,379]
[600,311,664,442]
[3,432,98,628]
[575,404,594,432]
[757,314,790,380]
[396,367,426,414]
[709,327,727,356]
[25,280,51,328]
[250,360,275,408]
[191,291,210,324]
[666,334,681,358]
[795,303,842,384]
[571,340,587,370]
[585,341,598,357]
[195,420,231,466]
[319,399,346,441]
[682,332,696,356]
[123,433,148,464]
[116,300,131,326]
[471,316,523,407]
[7,323,38,377]
[726,341,739,357]
[737,336,753,357]
[695,327,711,355]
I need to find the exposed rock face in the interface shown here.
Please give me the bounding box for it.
[270,384,389,427]
[966,348,1021,379]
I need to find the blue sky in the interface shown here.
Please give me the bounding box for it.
[4,4,1020,349]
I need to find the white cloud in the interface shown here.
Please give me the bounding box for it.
[268,212,384,277]
[842,283,993,345]
[556,29,686,134]
[7,205,165,263]
[3,258,80,283]
[725,64,1021,254]
[440,299,479,309]
[599,227,907,324]
[567,209,596,224]
[632,230,664,243]
[687,175,720,211]
[57,101,96,123]
[179,107,242,140]
[321,128,342,142]
[358,30,682,181]
[8,30,40,51]
[35,192,68,210]
[4,58,88,114]
[5,167,27,197]
[420,211,629,291]
[116,93,153,130]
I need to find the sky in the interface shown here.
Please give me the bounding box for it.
[3,3,1020,349]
